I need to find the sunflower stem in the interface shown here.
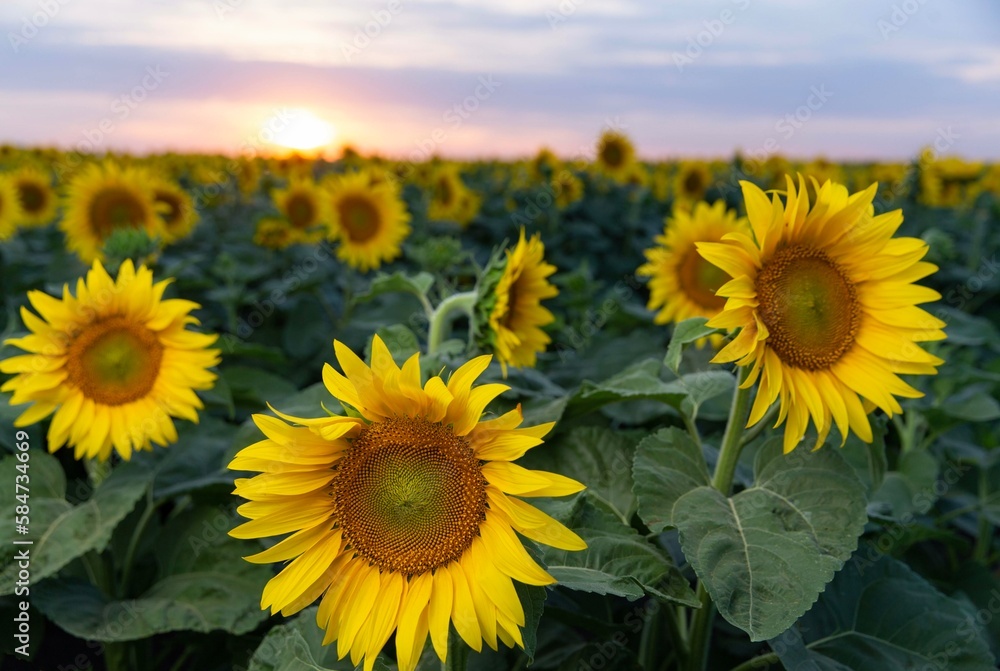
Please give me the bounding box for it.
[427,291,479,356]
[443,628,470,671]
[685,367,753,671]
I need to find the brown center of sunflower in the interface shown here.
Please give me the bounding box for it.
[436,177,455,207]
[19,182,47,214]
[337,196,380,242]
[683,170,706,197]
[601,141,625,169]
[88,187,147,237]
[334,417,487,575]
[755,245,860,370]
[678,247,728,310]
[65,316,164,405]
[154,190,183,227]
[286,193,316,230]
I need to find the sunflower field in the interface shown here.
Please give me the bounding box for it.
[1,134,999,671]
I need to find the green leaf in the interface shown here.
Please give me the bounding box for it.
[148,417,239,500]
[673,441,867,640]
[542,496,698,606]
[678,371,734,422]
[34,507,273,641]
[248,606,390,671]
[632,428,710,533]
[526,427,639,524]
[942,388,1000,422]
[222,365,298,409]
[357,271,435,304]
[515,582,546,662]
[568,359,688,417]
[773,551,995,671]
[0,461,152,595]
[663,318,722,374]
[869,449,939,518]
[0,450,65,500]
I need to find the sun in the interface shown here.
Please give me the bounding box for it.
[269,109,336,153]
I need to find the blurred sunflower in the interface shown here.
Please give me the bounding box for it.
[0,175,23,240]
[551,170,584,209]
[673,161,712,209]
[327,172,411,271]
[427,165,470,224]
[919,156,983,208]
[484,230,559,374]
[229,335,585,671]
[595,130,636,183]
[151,176,199,243]
[10,166,58,227]
[253,217,297,250]
[273,178,329,244]
[699,176,945,453]
[60,162,164,262]
[0,260,220,461]
[530,147,560,181]
[637,200,748,347]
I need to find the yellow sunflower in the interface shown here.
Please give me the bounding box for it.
[327,172,411,272]
[60,162,164,262]
[272,178,329,244]
[0,260,220,461]
[637,200,748,347]
[10,166,58,227]
[552,170,584,209]
[674,161,713,209]
[594,130,636,183]
[0,175,23,240]
[253,217,297,250]
[151,176,199,243]
[698,176,945,453]
[487,230,559,373]
[427,165,470,224]
[229,335,585,671]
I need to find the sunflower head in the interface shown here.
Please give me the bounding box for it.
[10,166,57,227]
[674,161,713,208]
[552,170,584,209]
[151,176,199,243]
[327,171,411,272]
[253,216,297,250]
[595,130,636,182]
[60,162,165,262]
[0,175,24,240]
[478,230,559,375]
[0,260,221,461]
[637,200,748,347]
[229,335,585,671]
[698,175,946,452]
[272,178,329,243]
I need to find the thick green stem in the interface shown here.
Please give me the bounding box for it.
[443,628,469,671]
[427,291,478,356]
[685,368,754,671]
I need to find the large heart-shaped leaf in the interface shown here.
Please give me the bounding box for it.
[632,428,711,533]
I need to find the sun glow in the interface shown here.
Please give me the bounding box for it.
[268,108,336,153]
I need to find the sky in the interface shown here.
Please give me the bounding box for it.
[1,0,998,160]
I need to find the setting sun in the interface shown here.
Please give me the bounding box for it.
[268,108,336,153]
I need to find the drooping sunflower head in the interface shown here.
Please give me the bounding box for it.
[0,260,221,461]
[10,166,58,227]
[552,169,584,209]
[60,162,164,262]
[272,178,329,243]
[698,175,946,453]
[327,171,411,272]
[229,336,585,671]
[151,176,199,243]
[253,216,297,250]
[481,229,559,374]
[674,161,713,207]
[0,175,23,240]
[637,200,748,346]
[595,130,636,182]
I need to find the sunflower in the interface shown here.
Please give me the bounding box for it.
[919,156,983,208]
[60,162,164,262]
[551,170,584,209]
[698,176,945,453]
[637,200,748,347]
[229,335,585,671]
[272,178,329,244]
[594,130,636,183]
[253,217,297,250]
[10,166,58,227]
[486,230,559,373]
[151,176,198,243]
[427,165,470,224]
[327,171,411,272]
[0,260,220,461]
[0,175,23,240]
[673,161,713,209]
